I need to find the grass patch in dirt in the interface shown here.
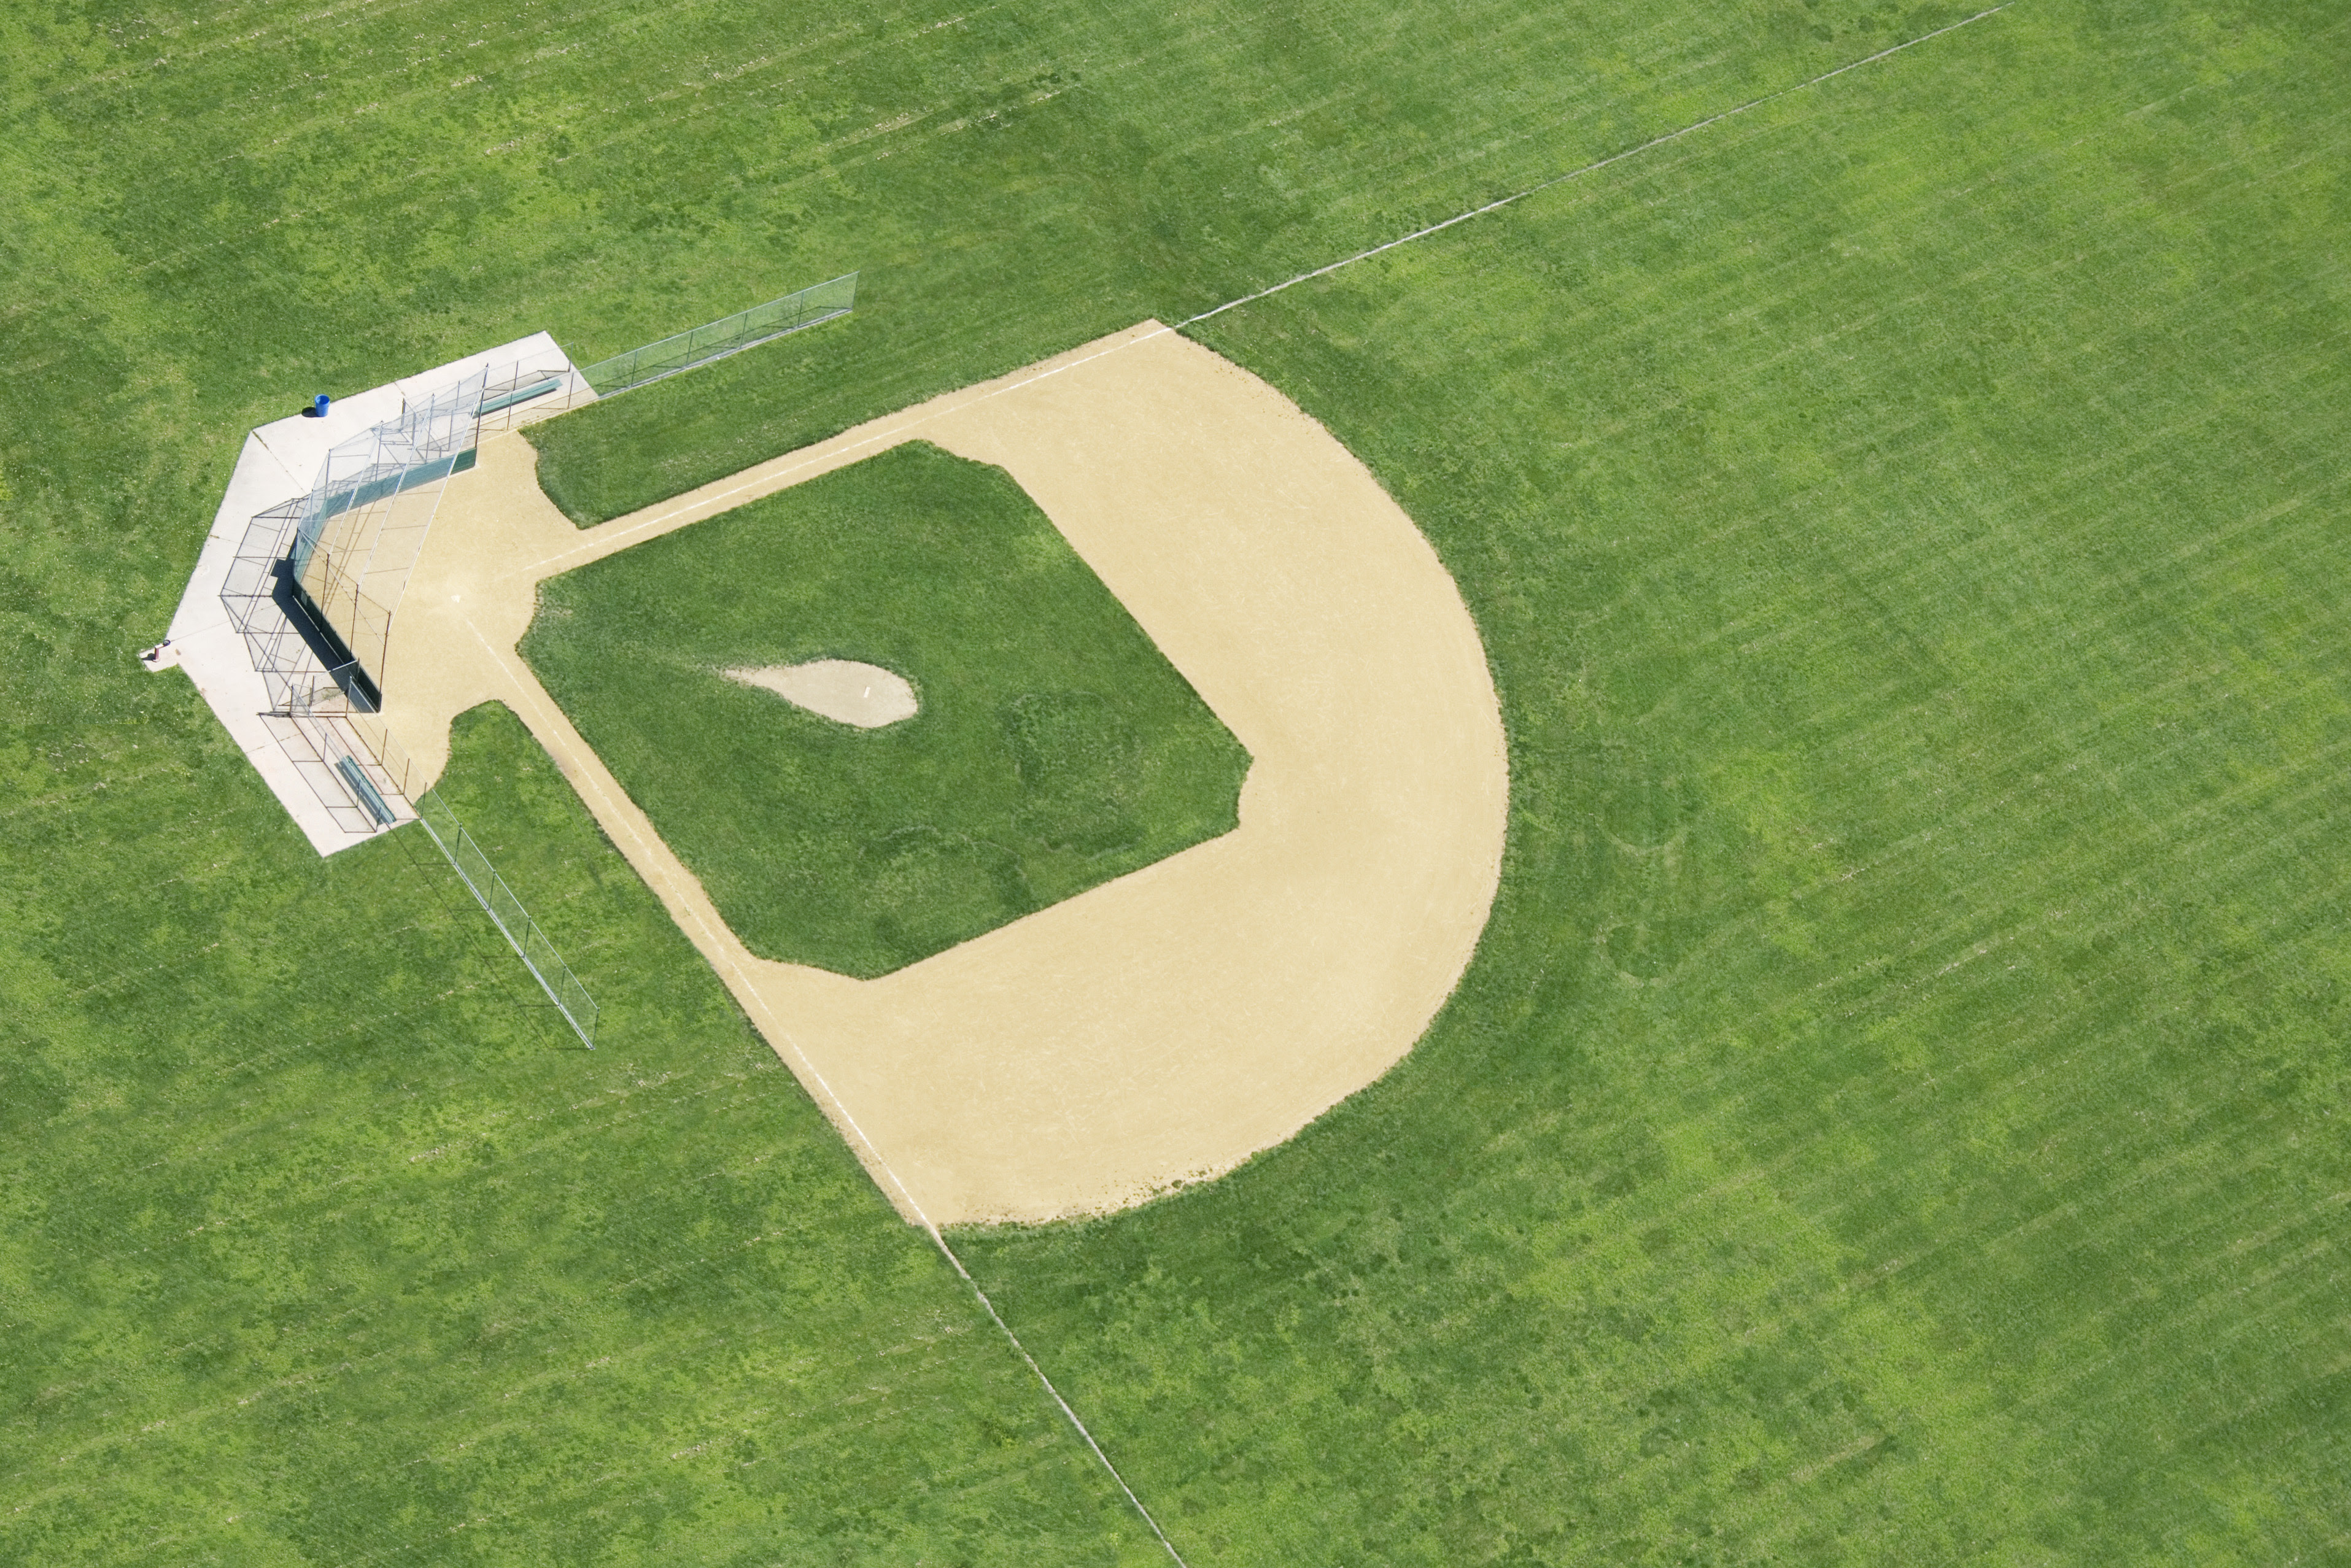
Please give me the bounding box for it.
[522,441,1249,978]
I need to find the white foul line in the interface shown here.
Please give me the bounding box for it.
[1185,4,2014,326]
[457,614,1194,1563]
[515,3,2014,592]
[503,10,2013,1559]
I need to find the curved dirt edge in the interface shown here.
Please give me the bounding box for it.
[381,323,1508,1225]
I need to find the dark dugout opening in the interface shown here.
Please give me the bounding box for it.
[271,559,383,713]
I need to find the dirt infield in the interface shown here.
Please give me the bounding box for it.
[381,323,1508,1224]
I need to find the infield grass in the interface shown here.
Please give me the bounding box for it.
[520,441,1249,978]
[4,0,2347,1562]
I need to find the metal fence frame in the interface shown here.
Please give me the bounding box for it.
[412,784,601,1049]
[209,283,867,1049]
[209,349,605,1046]
[273,690,416,839]
[247,698,602,1048]
[579,272,858,395]
[219,353,588,725]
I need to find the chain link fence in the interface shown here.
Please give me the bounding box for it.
[579,272,858,394]
[219,351,586,723]
[211,289,865,1047]
[411,782,600,1049]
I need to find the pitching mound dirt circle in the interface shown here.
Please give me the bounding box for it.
[726,660,919,728]
[382,323,1508,1225]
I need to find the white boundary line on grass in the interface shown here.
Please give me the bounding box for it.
[726,1000,1197,1564]
[524,1,2012,591]
[923,11,2011,1551]
[1183,3,2013,328]
[521,10,2018,1558]
[733,972,1198,1563]
[459,616,1197,1563]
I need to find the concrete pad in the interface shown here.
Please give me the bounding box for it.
[162,332,595,854]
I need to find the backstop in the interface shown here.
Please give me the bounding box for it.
[217,352,585,735]
[195,276,860,1040]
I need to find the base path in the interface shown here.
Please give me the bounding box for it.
[381,323,1508,1225]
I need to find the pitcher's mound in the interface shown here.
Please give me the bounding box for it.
[727,660,918,728]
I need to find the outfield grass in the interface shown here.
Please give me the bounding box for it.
[4,0,2348,1561]
[952,8,2351,1564]
[492,0,1975,527]
[520,441,1249,978]
[0,699,1164,1564]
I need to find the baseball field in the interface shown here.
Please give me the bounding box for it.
[4,0,2347,1562]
